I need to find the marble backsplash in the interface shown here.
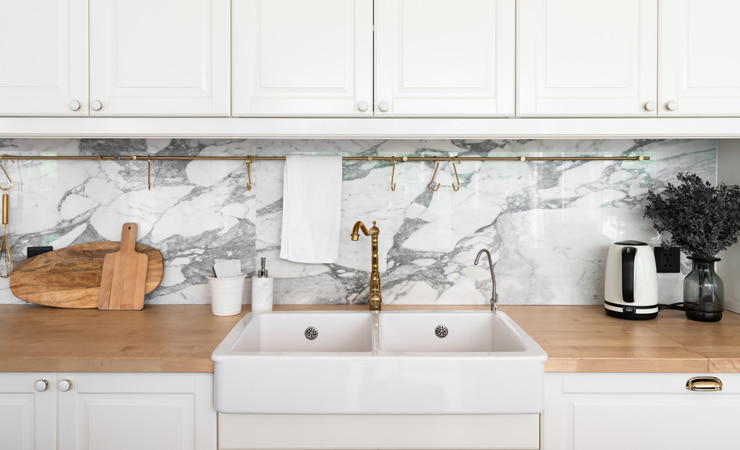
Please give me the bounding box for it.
[0,139,716,306]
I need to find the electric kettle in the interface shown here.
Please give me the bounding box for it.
[604,240,658,320]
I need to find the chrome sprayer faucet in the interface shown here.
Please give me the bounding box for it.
[474,249,499,313]
[351,220,382,311]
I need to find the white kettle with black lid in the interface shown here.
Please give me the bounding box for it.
[604,240,658,320]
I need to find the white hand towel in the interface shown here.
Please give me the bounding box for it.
[280,155,342,263]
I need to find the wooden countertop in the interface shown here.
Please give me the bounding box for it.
[502,305,740,373]
[1,303,739,374]
[0,304,243,373]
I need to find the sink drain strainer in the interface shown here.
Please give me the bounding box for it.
[435,325,449,338]
[304,326,319,340]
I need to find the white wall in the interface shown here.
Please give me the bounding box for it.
[718,139,740,313]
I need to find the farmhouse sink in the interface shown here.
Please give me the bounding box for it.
[212,310,547,415]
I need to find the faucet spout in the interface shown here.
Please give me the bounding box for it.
[351,221,382,311]
[474,249,499,313]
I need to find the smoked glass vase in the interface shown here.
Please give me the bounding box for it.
[683,256,724,322]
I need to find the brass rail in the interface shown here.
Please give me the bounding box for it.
[0,153,650,192]
[0,154,649,162]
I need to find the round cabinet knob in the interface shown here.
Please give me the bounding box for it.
[665,100,678,112]
[377,101,390,113]
[357,101,369,112]
[91,100,103,111]
[34,380,48,392]
[643,101,656,112]
[68,100,81,111]
[57,379,71,392]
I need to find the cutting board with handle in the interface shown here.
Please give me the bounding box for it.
[98,223,149,310]
[9,232,163,309]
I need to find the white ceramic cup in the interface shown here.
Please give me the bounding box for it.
[207,275,245,316]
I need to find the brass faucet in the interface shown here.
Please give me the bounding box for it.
[351,221,382,311]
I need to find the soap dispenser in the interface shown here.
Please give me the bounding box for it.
[251,257,273,312]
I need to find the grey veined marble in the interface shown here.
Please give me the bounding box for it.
[0,138,716,306]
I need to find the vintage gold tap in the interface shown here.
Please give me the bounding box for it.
[350,220,382,311]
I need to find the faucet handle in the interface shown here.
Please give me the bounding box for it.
[491,293,499,313]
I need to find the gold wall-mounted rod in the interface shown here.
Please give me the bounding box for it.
[0,154,650,162]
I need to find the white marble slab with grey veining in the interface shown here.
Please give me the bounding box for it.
[0,138,716,307]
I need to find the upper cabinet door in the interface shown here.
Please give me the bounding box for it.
[89,0,230,117]
[518,0,658,117]
[660,0,740,116]
[0,0,87,116]
[232,0,373,117]
[374,0,515,117]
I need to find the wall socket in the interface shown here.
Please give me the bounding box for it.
[654,247,680,273]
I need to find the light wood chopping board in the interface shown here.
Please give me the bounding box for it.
[9,237,163,309]
[97,223,149,310]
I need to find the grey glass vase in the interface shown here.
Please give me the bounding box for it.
[683,256,724,322]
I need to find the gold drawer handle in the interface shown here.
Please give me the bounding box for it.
[686,376,723,391]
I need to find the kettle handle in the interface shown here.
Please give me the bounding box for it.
[621,247,636,303]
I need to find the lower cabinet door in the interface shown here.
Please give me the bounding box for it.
[57,373,216,450]
[0,373,56,450]
[544,373,740,450]
[219,413,540,450]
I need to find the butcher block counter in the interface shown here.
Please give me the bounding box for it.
[1,304,739,373]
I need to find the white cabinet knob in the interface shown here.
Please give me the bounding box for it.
[665,100,678,111]
[91,100,103,111]
[68,100,81,111]
[357,101,369,112]
[57,379,71,392]
[643,101,656,112]
[34,380,48,392]
[377,101,390,113]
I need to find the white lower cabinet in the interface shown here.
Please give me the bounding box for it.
[0,373,57,450]
[543,373,740,450]
[0,373,215,450]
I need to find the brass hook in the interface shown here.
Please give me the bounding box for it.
[390,157,397,191]
[429,157,441,191]
[246,156,253,191]
[450,158,461,192]
[0,155,13,192]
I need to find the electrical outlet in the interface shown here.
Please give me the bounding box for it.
[654,247,680,273]
[27,246,53,258]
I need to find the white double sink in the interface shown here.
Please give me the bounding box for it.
[212,310,547,415]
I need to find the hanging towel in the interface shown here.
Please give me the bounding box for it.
[280,155,343,263]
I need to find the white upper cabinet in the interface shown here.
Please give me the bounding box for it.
[660,0,740,116]
[0,0,88,116]
[232,0,373,117]
[90,0,230,116]
[518,0,658,117]
[232,0,514,117]
[374,0,515,117]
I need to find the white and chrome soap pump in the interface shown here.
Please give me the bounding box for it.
[251,257,273,312]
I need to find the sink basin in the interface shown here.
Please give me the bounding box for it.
[212,310,547,415]
[377,311,526,353]
[230,311,374,352]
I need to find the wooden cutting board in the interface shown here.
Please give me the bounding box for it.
[9,238,163,309]
[98,223,149,310]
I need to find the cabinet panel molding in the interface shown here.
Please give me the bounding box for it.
[545,373,740,450]
[0,0,88,116]
[660,0,740,116]
[518,0,658,117]
[90,0,230,116]
[232,0,373,117]
[375,0,515,117]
